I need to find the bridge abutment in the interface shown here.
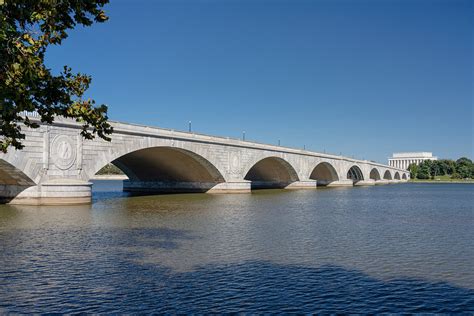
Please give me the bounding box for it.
[207,181,251,193]
[123,180,252,194]
[325,180,354,187]
[2,180,92,205]
[285,180,318,189]
[354,179,376,186]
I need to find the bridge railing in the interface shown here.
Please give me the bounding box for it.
[16,112,365,163]
[14,112,405,171]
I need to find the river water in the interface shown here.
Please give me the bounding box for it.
[0,182,472,313]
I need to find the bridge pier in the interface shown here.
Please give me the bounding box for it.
[324,180,354,187]
[285,180,318,189]
[2,180,92,205]
[123,180,321,193]
[207,181,251,193]
[123,180,252,194]
[354,179,376,186]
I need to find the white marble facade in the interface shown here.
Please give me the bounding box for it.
[388,152,437,170]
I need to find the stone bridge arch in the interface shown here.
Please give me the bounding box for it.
[0,160,36,203]
[383,170,393,180]
[113,147,226,193]
[0,150,43,185]
[83,138,228,183]
[347,165,364,184]
[112,147,224,183]
[309,162,339,186]
[243,156,300,189]
[82,138,238,194]
[369,168,382,181]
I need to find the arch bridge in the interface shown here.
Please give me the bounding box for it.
[0,117,409,205]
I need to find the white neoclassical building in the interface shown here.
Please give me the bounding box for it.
[388,152,437,170]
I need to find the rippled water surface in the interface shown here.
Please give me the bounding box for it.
[0,182,473,313]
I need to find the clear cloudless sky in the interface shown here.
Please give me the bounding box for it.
[45,0,473,163]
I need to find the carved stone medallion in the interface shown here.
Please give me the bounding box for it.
[51,135,76,170]
[229,152,241,175]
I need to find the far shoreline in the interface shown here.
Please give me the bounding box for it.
[409,180,474,184]
[90,174,129,180]
[90,175,473,184]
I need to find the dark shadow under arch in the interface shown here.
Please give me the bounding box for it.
[347,165,364,183]
[244,157,299,189]
[394,172,401,180]
[369,168,381,181]
[310,162,339,186]
[402,173,407,180]
[383,170,393,180]
[0,159,36,203]
[95,147,225,194]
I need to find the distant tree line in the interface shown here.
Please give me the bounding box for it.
[96,163,124,175]
[408,157,474,180]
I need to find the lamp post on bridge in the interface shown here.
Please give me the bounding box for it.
[188,121,192,133]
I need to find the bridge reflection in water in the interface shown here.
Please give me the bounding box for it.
[0,183,472,313]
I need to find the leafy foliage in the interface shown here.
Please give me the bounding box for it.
[408,163,418,179]
[0,0,112,153]
[417,161,431,180]
[96,163,124,175]
[455,157,473,179]
[409,157,474,180]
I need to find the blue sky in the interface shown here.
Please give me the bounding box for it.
[45,0,473,163]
